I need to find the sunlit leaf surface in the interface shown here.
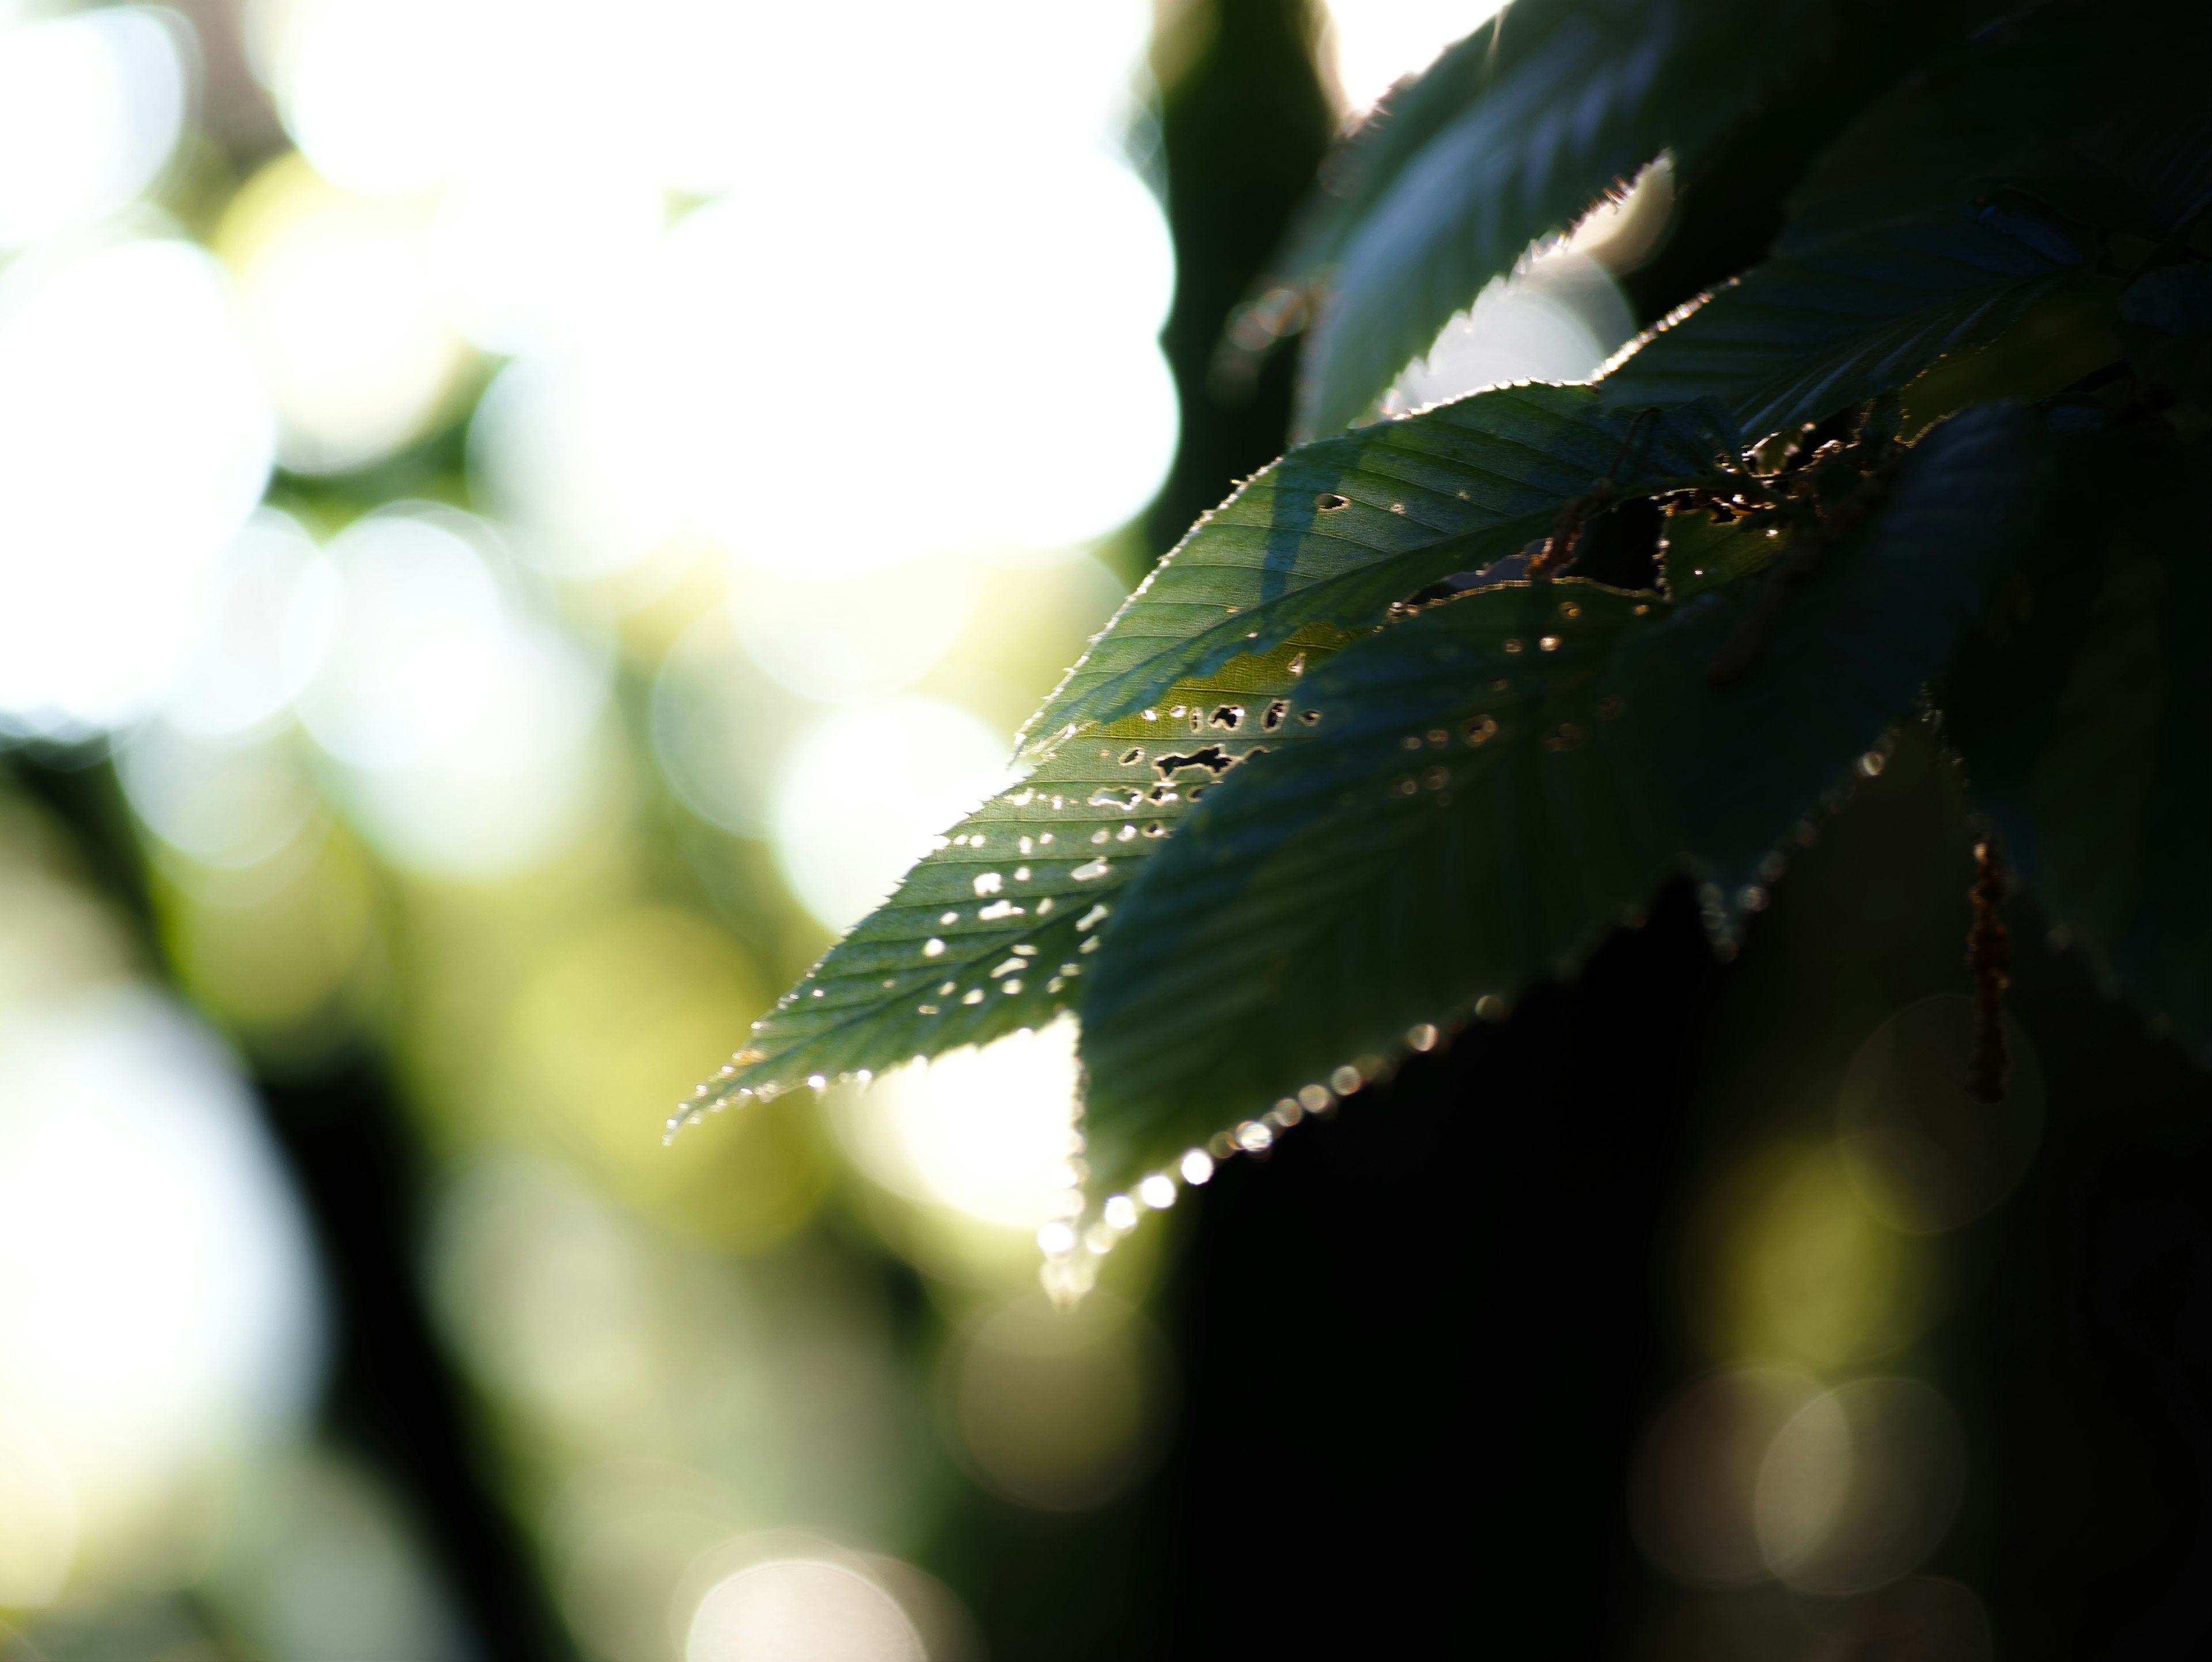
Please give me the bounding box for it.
[691,633,1341,1116]
[1028,384,1741,744]
[1075,405,2047,1188]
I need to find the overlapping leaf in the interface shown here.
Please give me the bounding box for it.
[1780,0,2212,252]
[698,385,1740,1111]
[1950,425,2212,1055]
[1026,383,1740,745]
[690,634,1342,1114]
[2122,266,2212,405]
[1600,201,2094,441]
[1074,405,2048,1190]
[1290,0,1827,438]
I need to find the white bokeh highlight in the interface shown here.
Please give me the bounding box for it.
[0,238,274,739]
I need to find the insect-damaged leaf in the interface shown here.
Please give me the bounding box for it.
[1950,424,2212,1057]
[687,634,1339,1116]
[1025,384,1740,748]
[1074,404,2047,1194]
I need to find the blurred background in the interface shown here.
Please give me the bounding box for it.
[1,1,2206,1658]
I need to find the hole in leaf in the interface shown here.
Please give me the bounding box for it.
[1154,745,1237,779]
[1316,493,1350,512]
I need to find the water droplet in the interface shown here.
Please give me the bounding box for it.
[1297,1082,1332,1113]
[1046,977,1065,993]
[1465,716,1498,746]
[1116,824,1137,842]
[1141,710,1158,722]
[1402,735,1423,751]
[1090,828,1109,844]
[1180,1149,1215,1184]
[1019,835,1035,855]
[1425,767,1448,790]
[1407,1023,1438,1051]
[1559,601,1581,619]
[1037,896,1055,914]
[1037,1220,1077,1255]
[1138,1173,1177,1209]
[1072,858,1110,881]
[1236,1120,1275,1152]
[1330,1064,1363,1095]
[923,938,946,957]
[1503,638,1525,654]
[810,988,825,998]
[1014,865,1032,880]
[918,1004,940,1014]
[1002,978,1023,994]
[977,900,1022,921]
[990,959,1024,978]
[1170,705,1186,718]
[1540,635,1562,652]
[939,982,957,995]
[1289,653,1306,676]
[1857,750,1886,777]
[1736,884,1768,912]
[1103,1194,1139,1231]
[1080,936,1100,954]
[961,988,985,1005]
[974,872,1003,896]
[940,911,960,925]
[807,1074,827,1092]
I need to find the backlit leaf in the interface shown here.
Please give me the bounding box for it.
[1294,0,1825,438]
[1074,404,2047,1192]
[686,634,1340,1118]
[1026,383,1740,747]
[1600,201,2093,442]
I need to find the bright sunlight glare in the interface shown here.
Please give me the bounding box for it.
[0,7,186,248]
[1319,0,1508,116]
[0,238,274,739]
[772,698,1013,934]
[0,991,321,1557]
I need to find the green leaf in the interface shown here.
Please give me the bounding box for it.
[1292,0,1828,438]
[687,634,1339,1118]
[1025,384,1741,747]
[1950,425,2212,1055]
[1660,506,1783,599]
[1073,404,2048,1191]
[1780,0,2212,252]
[1600,200,2094,442]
